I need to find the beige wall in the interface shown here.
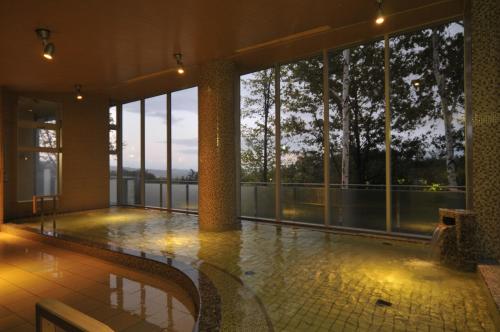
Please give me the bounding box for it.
[2,89,109,220]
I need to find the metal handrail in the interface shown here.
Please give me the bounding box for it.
[241,182,465,191]
[32,195,59,234]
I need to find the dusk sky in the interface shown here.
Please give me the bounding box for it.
[121,87,198,172]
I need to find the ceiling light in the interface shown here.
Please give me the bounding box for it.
[75,84,83,101]
[375,0,385,25]
[36,28,55,60]
[43,43,55,59]
[174,53,185,75]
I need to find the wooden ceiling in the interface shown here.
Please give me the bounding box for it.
[0,0,463,101]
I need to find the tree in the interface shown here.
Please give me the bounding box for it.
[390,22,465,187]
[241,69,276,182]
[240,21,464,190]
[280,55,325,184]
[329,41,386,186]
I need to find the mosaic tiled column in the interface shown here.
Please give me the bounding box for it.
[198,60,238,231]
[471,0,500,260]
[0,88,4,223]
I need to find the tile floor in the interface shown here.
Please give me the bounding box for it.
[0,232,195,332]
[13,208,498,331]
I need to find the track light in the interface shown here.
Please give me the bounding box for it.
[375,0,385,25]
[43,43,55,60]
[36,28,55,60]
[75,84,83,101]
[174,53,185,74]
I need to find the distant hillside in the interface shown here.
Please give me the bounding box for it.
[110,166,194,179]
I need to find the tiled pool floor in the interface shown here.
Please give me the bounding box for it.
[12,207,496,331]
[0,232,195,332]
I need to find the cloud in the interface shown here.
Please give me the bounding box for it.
[173,138,197,146]
[174,148,198,155]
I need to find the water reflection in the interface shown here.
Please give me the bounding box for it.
[108,273,195,330]
[11,208,496,331]
[0,233,195,331]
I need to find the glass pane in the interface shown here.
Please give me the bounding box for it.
[280,55,324,224]
[17,97,59,124]
[18,152,58,201]
[18,128,57,149]
[171,87,198,210]
[109,106,117,126]
[122,101,141,205]
[109,129,117,152]
[145,95,167,207]
[389,22,465,235]
[328,40,386,230]
[240,68,276,219]
[110,154,117,205]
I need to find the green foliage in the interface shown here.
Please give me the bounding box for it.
[240,21,465,188]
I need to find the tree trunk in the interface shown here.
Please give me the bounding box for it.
[262,92,269,183]
[341,49,351,188]
[432,30,458,188]
[262,71,272,183]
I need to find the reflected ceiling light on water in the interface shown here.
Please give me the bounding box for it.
[375,0,385,25]
[36,28,55,60]
[174,53,185,74]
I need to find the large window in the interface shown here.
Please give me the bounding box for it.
[240,68,276,219]
[328,40,386,230]
[122,101,141,205]
[171,87,198,211]
[239,20,466,235]
[109,106,118,205]
[390,22,465,234]
[17,97,61,201]
[280,55,324,224]
[111,87,198,211]
[145,95,167,207]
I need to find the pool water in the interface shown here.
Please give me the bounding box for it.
[12,207,496,331]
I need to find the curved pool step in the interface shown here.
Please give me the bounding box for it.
[1,224,273,331]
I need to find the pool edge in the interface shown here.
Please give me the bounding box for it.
[0,224,222,332]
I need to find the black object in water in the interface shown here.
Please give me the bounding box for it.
[375,299,392,307]
[442,216,456,226]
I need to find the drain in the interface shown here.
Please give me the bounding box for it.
[245,271,256,276]
[375,299,392,307]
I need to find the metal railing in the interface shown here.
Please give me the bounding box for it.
[36,298,113,332]
[32,195,59,234]
[240,182,466,234]
[120,178,199,211]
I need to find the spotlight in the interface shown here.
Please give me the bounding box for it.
[411,79,421,87]
[43,43,55,60]
[375,0,385,25]
[174,53,185,74]
[36,28,55,60]
[75,84,83,101]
